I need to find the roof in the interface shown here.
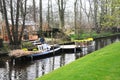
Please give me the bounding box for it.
[8,19,36,26]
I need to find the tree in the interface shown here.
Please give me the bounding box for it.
[2,0,13,44]
[80,0,91,23]
[47,0,54,33]
[74,0,78,34]
[47,0,50,28]
[19,0,27,43]
[39,0,43,37]
[79,0,94,33]
[98,0,120,31]
[2,0,27,49]
[57,0,67,29]
[93,0,99,33]
[33,0,36,22]
[0,0,3,14]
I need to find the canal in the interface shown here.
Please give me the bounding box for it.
[0,35,120,80]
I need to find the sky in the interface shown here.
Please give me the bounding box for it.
[27,0,90,13]
[27,0,90,22]
[28,0,75,10]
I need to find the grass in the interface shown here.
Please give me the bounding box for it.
[70,32,120,40]
[36,42,120,80]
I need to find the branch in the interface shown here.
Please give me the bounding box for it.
[19,0,27,42]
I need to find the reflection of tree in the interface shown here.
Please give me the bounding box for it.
[100,39,104,48]
[81,47,88,56]
[41,59,46,76]
[0,61,6,68]
[75,52,81,59]
[14,68,28,80]
[14,59,28,80]
[95,37,118,51]
[6,59,14,80]
[48,56,55,71]
[95,39,100,50]
[60,54,65,67]
[52,56,55,70]
[35,61,39,78]
[5,59,34,80]
[95,40,99,50]
[3,59,11,80]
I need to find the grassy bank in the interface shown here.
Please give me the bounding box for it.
[70,32,120,40]
[36,42,120,80]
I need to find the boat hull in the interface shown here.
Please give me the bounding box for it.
[26,47,61,58]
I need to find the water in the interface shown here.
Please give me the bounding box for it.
[0,35,120,80]
[0,53,81,80]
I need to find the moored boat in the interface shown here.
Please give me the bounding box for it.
[28,46,61,57]
[9,43,61,58]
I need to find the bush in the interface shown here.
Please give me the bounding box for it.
[22,41,35,49]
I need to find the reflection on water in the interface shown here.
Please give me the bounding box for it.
[0,53,79,80]
[0,36,120,80]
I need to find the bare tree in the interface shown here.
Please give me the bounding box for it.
[93,0,99,33]
[50,0,54,28]
[2,0,27,48]
[33,0,36,22]
[74,0,78,34]
[0,0,3,14]
[80,0,92,23]
[19,0,27,43]
[47,0,50,28]
[57,0,67,29]
[47,0,54,28]
[39,0,42,36]
[2,0,13,44]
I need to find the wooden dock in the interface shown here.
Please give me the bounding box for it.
[60,45,82,53]
[60,45,80,49]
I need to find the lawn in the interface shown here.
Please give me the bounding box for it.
[36,42,120,80]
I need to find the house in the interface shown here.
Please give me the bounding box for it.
[23,20,39,40]
[1,19,39,41]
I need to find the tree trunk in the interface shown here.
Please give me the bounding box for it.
[39,0,43,37]
[2,0,13,44]
[74,0,78,34]
[93,0,99,33]
[0,0,3,13]
[10,0,15,43]
[47,0,50,28]
[57,0,66,29]
[33,0,36,22]
[14,0,20,45]
[19,0,27,43]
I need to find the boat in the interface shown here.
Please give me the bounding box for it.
[9,43,61,58]
[28,44,61,57]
